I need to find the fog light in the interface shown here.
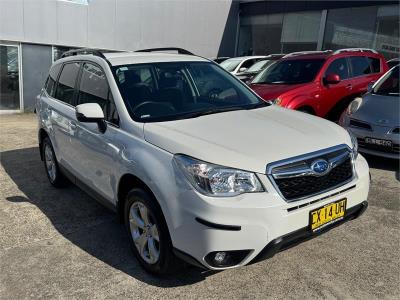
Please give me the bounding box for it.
[204,250,252,268]
[214,252,226,263]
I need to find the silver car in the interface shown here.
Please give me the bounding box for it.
[340,65,399,159]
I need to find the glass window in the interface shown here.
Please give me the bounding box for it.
[78,63,119,124]
[241,59,258,70]
[281,11,321,53]
[238,14,284,55]
[220,59,242,72]
[368,57,381,73]
[325,58,349,80]
[372,66,399,96]
[55,62,80,105]
[253,59,325,84]
[323,6,378,51]
[113,62,265,122]
[45,63,62,97]
[0,45,20,110]
[78,63,108,108]
[374,5,400,60]
[350,57,371,77]
[53,46,78,62]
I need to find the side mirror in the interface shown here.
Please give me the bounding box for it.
[239,67,247,73]
[75,103,107,133]
[324,73,341,85]
[367,81,375,93]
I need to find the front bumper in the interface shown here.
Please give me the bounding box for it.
[340,115,399,159]
[168,155,370,270]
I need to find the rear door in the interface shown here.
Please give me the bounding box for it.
[348,56,378,95]
[49,62,81,173]
[74,62,120,201]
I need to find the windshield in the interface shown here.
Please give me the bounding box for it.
[220,59,242,72]
[246,60,269,72]
[252,59,324,84]
[372,66,399,96]
[113,62,267,122]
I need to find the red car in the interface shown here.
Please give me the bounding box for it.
[249,49,389,120]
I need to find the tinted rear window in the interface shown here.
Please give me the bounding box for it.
[55,62,80,105]
[368,57,380,73]
[350,57,371,77]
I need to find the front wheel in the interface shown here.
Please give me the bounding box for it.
[124,188,181,275]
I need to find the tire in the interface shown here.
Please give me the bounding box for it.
[124,188,181,275]
[42,137,67,188]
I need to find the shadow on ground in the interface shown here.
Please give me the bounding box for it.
[363,153,400,178]
[1,147,216,287]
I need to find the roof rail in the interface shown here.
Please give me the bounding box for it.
[60,48,118,66]
[60,48,109,59]
[283,50,332,58]
[333,48,378,54]
[135,47,194,55]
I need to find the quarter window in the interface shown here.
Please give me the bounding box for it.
[45,63,62,97]
[78,63,119,125]
[367,57,381,73]
[55,62,80,105]
[325,58,349,80]
[350,57,371,77]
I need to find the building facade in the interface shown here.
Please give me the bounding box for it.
[0,0,399,113]
[0,0,238,112]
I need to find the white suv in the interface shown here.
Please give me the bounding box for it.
[36,48,369,275]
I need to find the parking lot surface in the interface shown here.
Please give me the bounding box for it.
[0,113,399,299]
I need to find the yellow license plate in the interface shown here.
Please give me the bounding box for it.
[310,199,346,231]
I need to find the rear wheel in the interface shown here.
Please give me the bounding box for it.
[124,188,181,275]
[42,137,67,188]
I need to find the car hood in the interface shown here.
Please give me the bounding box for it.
[144,106,351,174]
[249,83,308,101]
[353,93,400,126]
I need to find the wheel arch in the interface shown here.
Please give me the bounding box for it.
[117,173,163,223]
[38,128,49,161]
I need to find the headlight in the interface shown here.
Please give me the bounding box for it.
[174,154,264,197]
[347,129,358,159]
[347,97,363,115]
[273,97,282,105]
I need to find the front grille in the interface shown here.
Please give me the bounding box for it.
[275,159,353,201]
[267,146,354,202]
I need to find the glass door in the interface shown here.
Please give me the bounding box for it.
[0,44,20,111]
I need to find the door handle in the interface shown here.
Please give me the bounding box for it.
[69,121,77,130]
[346,84,352,90]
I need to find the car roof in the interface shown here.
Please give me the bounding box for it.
[281,49,382,61]
[56,49,210,67]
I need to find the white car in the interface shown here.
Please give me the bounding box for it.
[220,56,266,75]
[36,48,369,275]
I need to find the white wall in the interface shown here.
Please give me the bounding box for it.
[0,0,235,57]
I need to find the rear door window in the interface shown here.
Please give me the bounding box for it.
[45,63,62,97]
[325,58,349,80]
[55,62,81,105]
[350,57,371,77]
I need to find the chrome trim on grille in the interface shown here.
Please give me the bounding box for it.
[266,144,356,202]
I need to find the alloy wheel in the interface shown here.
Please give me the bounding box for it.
[129,201,160,264]
[44,144,56,182]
